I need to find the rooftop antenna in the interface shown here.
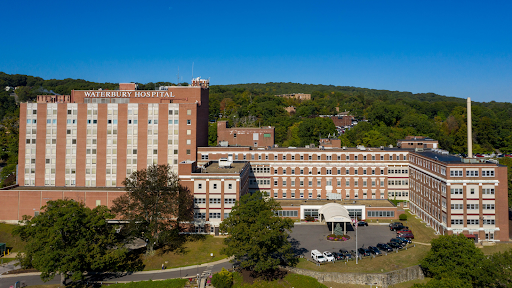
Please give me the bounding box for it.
[192,62,194,81]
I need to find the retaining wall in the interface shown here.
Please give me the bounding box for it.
[285,265,424,287]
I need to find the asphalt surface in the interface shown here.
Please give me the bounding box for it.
[289,223,397,255]
[0,261,233,288]
[0,223,395,287]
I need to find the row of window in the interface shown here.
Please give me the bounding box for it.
[197,183,234,190]
[275,210,298,217]
[450,204,492,210]
[451,219,494,225]
[450,170,495,177]
[451,188,495,195]
[367,211,395,217]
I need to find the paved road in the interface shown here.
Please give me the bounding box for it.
[289,223,397,255]
[0,261,233,288]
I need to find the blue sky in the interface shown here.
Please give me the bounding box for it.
[1,0,511,102]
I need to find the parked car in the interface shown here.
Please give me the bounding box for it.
[323,251,335,262]
[389,222,402,227]
[387,242,402,249]
[397,236,412,244]
[357,221,368,226]
[390,222,408,231]
[331,252,343,261]
[339,249,353,260]
[311,249,327,263]
[358,247,371,257]
[377,243,393,252]
[400,233,415,239]
[368,246,382,255]
[397,229,412,235]
[390,238,407,246]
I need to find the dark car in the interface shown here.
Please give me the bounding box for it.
[377,243,393,252]
[331,252,343,261]
[400,233,415,239]
[387,242,402,249]
[358,247,371,257]
[391,224,409,231]
[397,236,412,244]
[368,246,382,255]
[390,238,407,246]
[339,249,353,260]
[357,221,368,227]
[389,222,402,227]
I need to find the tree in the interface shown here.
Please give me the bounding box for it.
[219,191,297,274]
[111,164,193,255]
[420,234,495,287]
[211,267,233,288]
[13,199,129,285]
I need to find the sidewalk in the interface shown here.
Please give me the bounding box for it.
[0,256,234,278]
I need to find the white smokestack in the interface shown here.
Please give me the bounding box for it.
[467,98,472,158]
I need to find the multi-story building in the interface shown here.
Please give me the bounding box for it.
[408,150,507,241]
[2,80,508,241]
[274,93,311,100]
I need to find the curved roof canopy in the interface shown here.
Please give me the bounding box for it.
[318,203,352,223]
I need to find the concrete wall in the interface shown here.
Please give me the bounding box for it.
[285,265,424,288]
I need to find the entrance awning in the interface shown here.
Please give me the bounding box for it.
[318,203,352,223]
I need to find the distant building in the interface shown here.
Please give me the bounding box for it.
[329,112,355,128]
[275,93,311,100]
[216,121,274,147]
[319,137,341,148]
[285,106,296,114]
[397,136,439,149]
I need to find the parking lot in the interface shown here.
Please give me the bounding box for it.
[289,223,398,256]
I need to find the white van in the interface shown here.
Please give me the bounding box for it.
[311,249,327,263]
[323,251,335,262]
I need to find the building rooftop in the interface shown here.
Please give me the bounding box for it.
[277,199,396,208]
[198,161,249,174]
[12,186,126,191]
[414,150,502,166]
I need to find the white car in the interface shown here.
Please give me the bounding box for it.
[311,249,327,263]
[323,251,335,262]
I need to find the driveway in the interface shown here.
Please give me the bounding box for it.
[289,223,397,255]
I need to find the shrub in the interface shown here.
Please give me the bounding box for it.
[211,267,233,288]
[304,215,315,222]
[399,214,408,221]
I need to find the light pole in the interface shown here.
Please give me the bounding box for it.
[353,215,358,264]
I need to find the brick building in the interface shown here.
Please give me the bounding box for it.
[397,136,439,149]
[274,93,311,100]
[216,121,274,148]
[2,80,509,241]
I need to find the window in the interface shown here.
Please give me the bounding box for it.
[450,170,463,177]
[275,210,298,217]
[224,198,236,204]
[451,204,463,209]
[367,211,395,217]
[209,198,221,204]
[483,219,495,225]
[483,188,495,194]
[451,219,464,225]
[451,188,463,195]
[187,119,191,125]
[201,154,209,160]
[213,184,218,189]
[483,204,495,210]
[482,170,495,177]
[467,219,479,225]
[194,198,206,204]
[466,170,479,177]
[187,109,192,115]
[466,204,479,210]
[228,183,233,189]
[186,149,191,155]
[198,183,203,189]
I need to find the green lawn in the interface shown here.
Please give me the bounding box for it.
[480,243,512,255]
[296,211,436,273]
[233,272,328,288]
[0,223,25,252]
[105,279,187,288]
[143,235,227,270]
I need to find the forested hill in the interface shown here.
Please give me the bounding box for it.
[214,82,468,104]
[1,72,512,158]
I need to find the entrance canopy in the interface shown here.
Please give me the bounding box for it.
[318,203,352,223]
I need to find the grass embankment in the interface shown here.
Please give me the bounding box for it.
[233,272,328,288]
[297,211,437,273]
[143,235,227,270]
[0,223,25,253]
